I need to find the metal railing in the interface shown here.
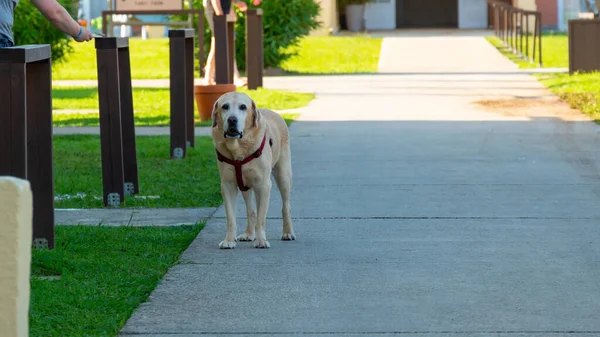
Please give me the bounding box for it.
[487,0,543,67]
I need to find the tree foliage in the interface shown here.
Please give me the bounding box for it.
[13,0,78,64]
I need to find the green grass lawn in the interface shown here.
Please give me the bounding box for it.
[53,38,173,80]
[279,36,382,74]
[52,36,382,81]
[54,135,221,208]
[54,113,299,209]
[486,33,568,68]
[30,224,202,337]
[486,33,600,124]
[536,72,600,123]
[52,87,313,127]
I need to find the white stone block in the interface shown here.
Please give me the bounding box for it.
[0,177,33,337]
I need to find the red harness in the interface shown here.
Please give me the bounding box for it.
[216,133,273,191]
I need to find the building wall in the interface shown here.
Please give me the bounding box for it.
[91,0,108,20]
[459,0,488,29]
[536,0,558,28]
[311,0,340,36]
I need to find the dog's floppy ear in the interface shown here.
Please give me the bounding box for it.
[252,100,261,128]
[211,101,219,127]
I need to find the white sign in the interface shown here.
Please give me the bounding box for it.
[116,0,183,11]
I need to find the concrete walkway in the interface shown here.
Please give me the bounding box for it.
[118,33,600,336]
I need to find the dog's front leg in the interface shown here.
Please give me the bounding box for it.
[236,190,257,242]
[253,179,272,249]
[219,180,239,249]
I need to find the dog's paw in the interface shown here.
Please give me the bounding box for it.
[219,240,237,249]
[281,233,296,241]
[237,233,256,242]
[254,239,271,249]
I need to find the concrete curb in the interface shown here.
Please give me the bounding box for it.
[55,207,219,227]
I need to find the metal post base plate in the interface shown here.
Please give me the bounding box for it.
[32,238,49,250]
[125,182,135,196]
[107,193,121,207]
[173,147,184,159]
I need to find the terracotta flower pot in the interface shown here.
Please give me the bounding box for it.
[194,83,237,122]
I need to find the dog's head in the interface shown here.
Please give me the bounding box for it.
[212,92,260,139]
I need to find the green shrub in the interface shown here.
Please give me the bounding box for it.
[13,0,78,64]
[173,0,321,72]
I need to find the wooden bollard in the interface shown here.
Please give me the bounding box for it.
[0,177,33,337]
[95,37,140,207]
[214,12,231,84]
[246,9,264,90]
[0,44,55,249]
[169,29,196,159]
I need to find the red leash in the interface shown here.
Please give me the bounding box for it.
[216,133,272,191]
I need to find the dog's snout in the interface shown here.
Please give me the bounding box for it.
[227,116,238,126]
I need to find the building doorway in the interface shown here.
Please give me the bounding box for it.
[396,0,459,28]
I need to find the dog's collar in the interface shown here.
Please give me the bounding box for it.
[216,132,273,191]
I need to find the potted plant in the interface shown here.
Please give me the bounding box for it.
[194,84,237,121]
[341,0,368,32]
[195,0,237,122]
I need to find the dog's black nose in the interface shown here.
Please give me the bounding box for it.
[227,116,237,125]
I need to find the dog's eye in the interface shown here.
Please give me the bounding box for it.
[239,104,247,110]
[222,103,229,110]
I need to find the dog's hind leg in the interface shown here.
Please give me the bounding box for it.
[219,181,239,249]
[253,179,272,248]
[273,146,295,241]
[237,190,257,242]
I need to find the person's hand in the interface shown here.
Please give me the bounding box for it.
[252,0,261,6]
[234,0,248,11]
[73,26,93,42]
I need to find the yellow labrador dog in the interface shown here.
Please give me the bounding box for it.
[211,92,295,249]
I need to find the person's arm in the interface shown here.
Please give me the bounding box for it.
[210,0,224,15]
[30,0,93,42]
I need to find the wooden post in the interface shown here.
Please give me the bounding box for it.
[213,12,230,84]
[95,37,140,207]
[227,20,235,84]
[0,44,55,250]
[246,9,264,90]
[197,13,205,78]
[169,29,196,159]
[102,12,108,36]
[117,43,140,194]
[186,31,196,148]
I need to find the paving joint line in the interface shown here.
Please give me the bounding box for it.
[209,216,600,220]
[119,330,600,335]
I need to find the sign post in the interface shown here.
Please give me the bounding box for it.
[115,0,183,11]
